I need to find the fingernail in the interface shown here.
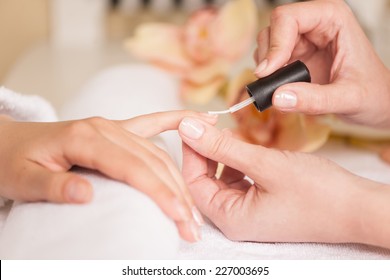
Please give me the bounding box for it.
[173,199,191,221]
[66,181,91,203]
[179,118,205,139]
[200,112,218,119]
[274,91,297,108]
[190,221,202,242]
[192,206,204,226]
[255,59,268,75]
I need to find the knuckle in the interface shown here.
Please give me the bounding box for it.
[87,116,109,126]
[64,120,94,138]
[208,132,232,161]
[63,119,103,146]
[301,87,326,114]
[306,99,325,115]
[347,85,364,114]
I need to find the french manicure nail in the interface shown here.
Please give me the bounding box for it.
[200,112,218,118]
[179,118,205,139]
[190,221,202,242]
[66,181,90,203]
[174,199,191,221]
[192,206,204,226]
[255,59,268,75]
[273,91,297,108]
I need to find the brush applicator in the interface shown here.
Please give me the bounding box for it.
[208,60,311,114]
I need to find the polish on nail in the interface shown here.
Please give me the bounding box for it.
[179,118,205,139]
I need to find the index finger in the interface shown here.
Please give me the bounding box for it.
[259,0,342,76]
[118,110,218,138]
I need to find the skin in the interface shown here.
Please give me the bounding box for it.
[0,111,217,242]
[179,117,390,249]
[254,0,390,128]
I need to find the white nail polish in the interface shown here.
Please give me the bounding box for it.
[192,206,204,226]
[179,118,205,139]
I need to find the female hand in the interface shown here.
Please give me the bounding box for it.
[0,111,217,242]
[179,117,390,248]
[254,0,390,128]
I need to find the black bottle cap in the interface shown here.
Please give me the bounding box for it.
[245,60,311,112]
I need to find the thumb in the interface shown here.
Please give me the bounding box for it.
[178,117,267,177]
[273,82,361,115]
[16,163,93,204]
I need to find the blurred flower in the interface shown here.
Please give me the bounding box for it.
[327,118,390,164]
[128,0,390,155]
[125,0,258,104]
[225,69,331,152]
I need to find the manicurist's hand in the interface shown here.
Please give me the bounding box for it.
[179,117,390,248]
[0,111,217,242]
[254,0,390,128]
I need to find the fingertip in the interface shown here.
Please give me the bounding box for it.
[176,220,202,243]
[199,112,218,119]
[273,90,298,110]
[64,177,93,204]
[179,117,205,140]
[254,59,268,77]
[192,206,204,226]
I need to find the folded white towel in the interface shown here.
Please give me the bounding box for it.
[0,86,57,122]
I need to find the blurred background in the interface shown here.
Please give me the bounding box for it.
[1,0,390,112]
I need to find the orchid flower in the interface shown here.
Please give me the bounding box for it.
[225,69,331,152]
[125,0,258,104]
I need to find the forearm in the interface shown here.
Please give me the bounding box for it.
[356,182,390,249]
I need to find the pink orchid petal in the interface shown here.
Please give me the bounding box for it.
[235,106,278,146]
[225,68,256,105]
[274,114,331,152]
[184,8,217,63]
[327,116,390,140]
[211,0,258,60]
[185,59,231,84]
[227,70,330,151]
[380,147,390,164]
[125,23,192,71]
[181,77,226,104]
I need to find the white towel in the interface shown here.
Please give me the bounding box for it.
[0,86,57,122]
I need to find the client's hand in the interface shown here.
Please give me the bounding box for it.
[0,111,216,242]
[179,117,390,248]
